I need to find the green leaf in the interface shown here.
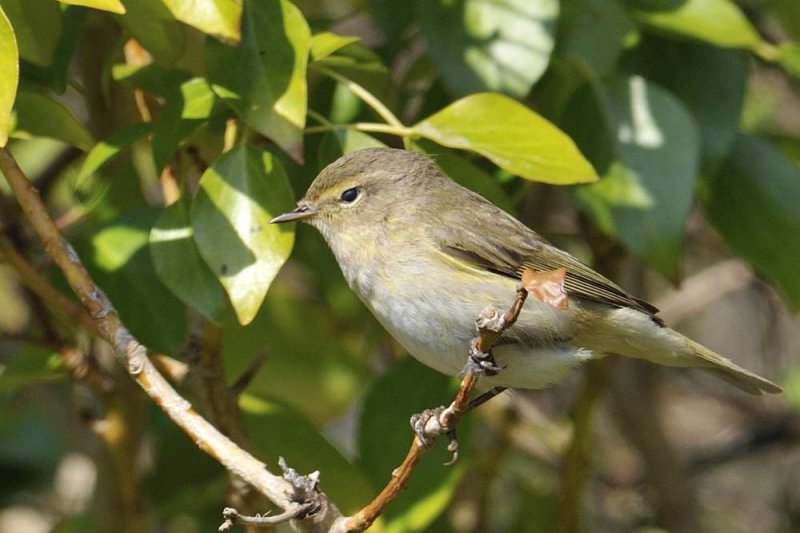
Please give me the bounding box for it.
[242,394,375,513]
[631,37,746,168]
[11,91,94,150]
[703,136,800,308]
[567,76,700,280]
[81,211,187,354]
[77,122,153,182]
[0,0,62,67]
[631,0,766,52]
[56,0,125,14]
[310,32,359,61]
[413,93,597,184]
[559,0,636,78]
[206,0,310,161]
[0,344,65,392]
[161,0,241,44]
[191,146,295,325]
[0,5,18,147]
[150,200,229,323]
[118,0,185,65]
[417,0,558,98]
[776,42,800,80]
[359,357,467,532]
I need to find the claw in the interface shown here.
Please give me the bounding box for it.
[443,430,459,466]
[410,407,445,448]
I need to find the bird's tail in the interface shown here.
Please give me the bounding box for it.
[686,338,782,395]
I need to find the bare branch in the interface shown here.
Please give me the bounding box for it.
[0,146,342,531]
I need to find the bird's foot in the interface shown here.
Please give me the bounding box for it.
[410,406,461,464]
[467,337,502,376]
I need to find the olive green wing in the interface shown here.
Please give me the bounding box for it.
[428,207,660,318]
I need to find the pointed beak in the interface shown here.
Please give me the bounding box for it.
[270,204,316,224]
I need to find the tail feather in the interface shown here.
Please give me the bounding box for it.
[686,338,782,395]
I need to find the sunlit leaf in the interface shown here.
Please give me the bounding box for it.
[703,135,800,308]
[150,200,229,323]
[417,0,558,97]
[242,394,376,513]
[359,357,467,532]
[12,91,94,150]
[567,76,700,280]
[0,0,62,67]
[631,0,767,52]
[310,32,359,61]
[57,0,125,14]
[413,93,597,184]
[206,0,309,161]
[191,145,295,325]
[161,0,241,44]
[0,5,18,147]
[77,122,152,182]
[118,0,185,65]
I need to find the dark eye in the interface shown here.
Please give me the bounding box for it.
[340,187,359,204]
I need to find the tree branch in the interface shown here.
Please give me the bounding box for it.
[0,146,342,531]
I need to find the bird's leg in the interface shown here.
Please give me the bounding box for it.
[467,337,502,376]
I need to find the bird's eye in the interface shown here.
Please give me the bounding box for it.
[340,187,359,204]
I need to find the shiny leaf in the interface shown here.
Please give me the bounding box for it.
[569,76,700,280]
[0,0,62,67]
[0,5,17,147]
[413,93,597,184]
[206,0,310,161]
[150,200,229,323]
[57,0,125,14]
[417,0,558,97]
[310,31,359,61]
[77,122,152,182]
[12,91,94,150]
[632,0,766,52]
[191,146,295,325]
[703,136,800,307]
[161,0,241,44]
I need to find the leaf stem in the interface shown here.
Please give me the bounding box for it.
[312,65,412,149]
[305,122,414,137]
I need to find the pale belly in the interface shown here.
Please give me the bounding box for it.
[360,267,597,390]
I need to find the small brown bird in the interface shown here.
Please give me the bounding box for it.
[272,148,781,395]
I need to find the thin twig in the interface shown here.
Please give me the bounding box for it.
[219,505,313,531]
[341,286,530,532]
[0,147,341,532]
[312,65,412,149]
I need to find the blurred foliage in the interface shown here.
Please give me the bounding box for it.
[0,0,798,531]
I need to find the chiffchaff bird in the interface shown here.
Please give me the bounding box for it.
[271,148,780,395]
